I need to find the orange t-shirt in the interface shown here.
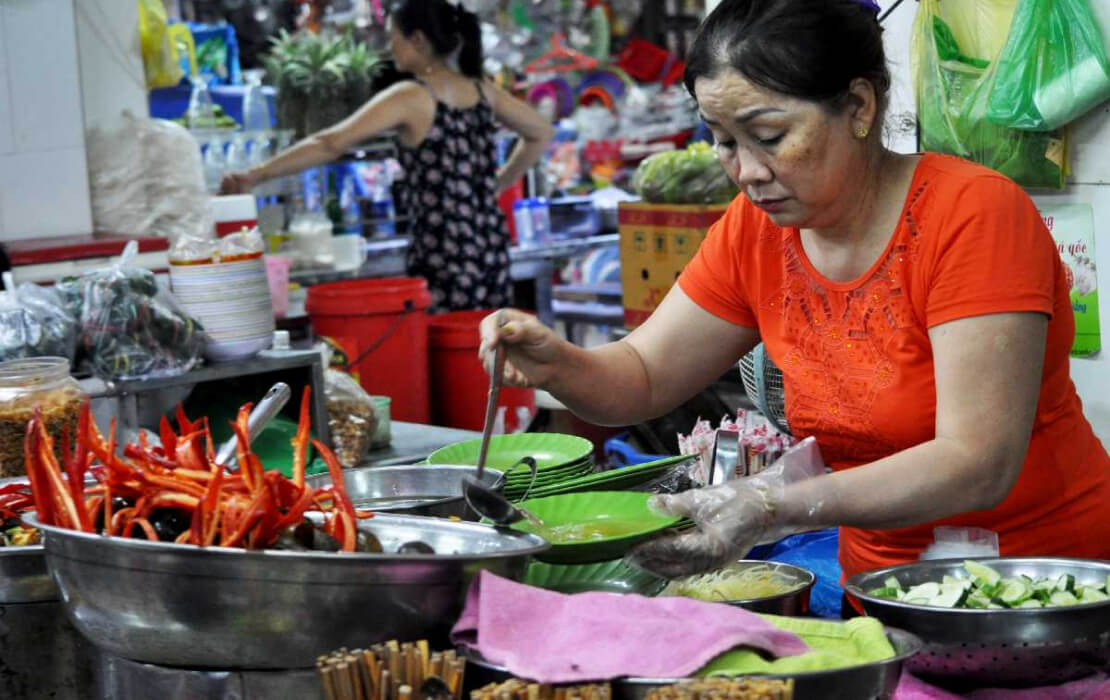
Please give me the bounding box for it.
[678,153,1110,580]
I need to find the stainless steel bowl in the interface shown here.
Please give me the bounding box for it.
[657,561,815,616]
[30,512,549,670]
[462,627,923,700]
[306,464,504,520]
[845,557,1110,687]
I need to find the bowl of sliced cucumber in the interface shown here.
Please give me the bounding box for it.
[845,557,1110,688]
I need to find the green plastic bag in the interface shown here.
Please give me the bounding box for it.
[912,0,1068,190]
[988,0,1110,131]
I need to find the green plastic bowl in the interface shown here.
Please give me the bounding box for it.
[510,491,682,564]
[427,433,593,471]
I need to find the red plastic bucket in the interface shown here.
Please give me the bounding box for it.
[307,277,433,424]
[428,310,536,432]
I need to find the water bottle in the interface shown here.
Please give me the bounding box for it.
[242,69,272,132]
[203,137,227,194]
[369,173,396,238]
[340,173,362,237]
[513,199,536,247]
[529,198,551,245]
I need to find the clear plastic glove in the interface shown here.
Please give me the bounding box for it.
[477,308,566,389]
[625,437,827,579]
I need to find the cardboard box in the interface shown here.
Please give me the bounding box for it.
[618,202,728,328]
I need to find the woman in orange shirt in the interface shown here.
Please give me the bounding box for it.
[480,0,1110,582]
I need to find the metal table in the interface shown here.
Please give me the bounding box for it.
[363,421,481,466]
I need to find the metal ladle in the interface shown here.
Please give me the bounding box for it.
[213,383,292,468]
[462,314,529,525]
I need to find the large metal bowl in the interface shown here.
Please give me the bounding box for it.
[30,512,548,670]
[845,557,1110,687]
[306,464,504,520]
[462,627,923,700]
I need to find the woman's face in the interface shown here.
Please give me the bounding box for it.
[387,19,423,73]
[695,68,874,229]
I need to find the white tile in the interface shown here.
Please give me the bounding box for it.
[0,148,92,239]
[75,0,148,132]
[0,8,12,155]
[2,0,84,152]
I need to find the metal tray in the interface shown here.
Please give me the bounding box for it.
[846,557,1110,687]
[460,627,923,700]
[306,464,504,520]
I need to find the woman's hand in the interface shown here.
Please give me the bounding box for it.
[220,170,258,195]
[478,309,566,389]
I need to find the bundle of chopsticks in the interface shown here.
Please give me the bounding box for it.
[644,678,794,700]
[470,678,611,700]
[318,640,466,700]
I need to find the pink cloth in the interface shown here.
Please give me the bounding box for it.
[451,571,810,684]
[894,670,1110,700]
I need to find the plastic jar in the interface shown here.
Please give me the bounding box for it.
[0,358,85,478]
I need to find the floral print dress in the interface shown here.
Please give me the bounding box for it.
[398,81,512,313]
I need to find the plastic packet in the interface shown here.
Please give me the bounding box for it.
[324,368,379,468]
[74,242,206,381]
[0,280,78,364]
[920,526,1000,560]
[87,113,212,245]
[218,227,265,260]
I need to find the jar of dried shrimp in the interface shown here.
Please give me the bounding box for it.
[0,357,84,478]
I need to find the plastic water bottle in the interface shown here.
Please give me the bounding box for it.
[369,172,396,238]
[203,137,227,194]
[242,69,272,132]
[529,198,551,245]
[340,173,362,237]
[513,199,536,247]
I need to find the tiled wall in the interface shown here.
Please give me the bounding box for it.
[0,0,93,240]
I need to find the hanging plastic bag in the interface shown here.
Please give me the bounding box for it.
[137,0,185,89]
[69,242,206,381]
[987,0,1110,131]
[0,282,78,364]
[912,0,1068,189]
[324,368,379,468]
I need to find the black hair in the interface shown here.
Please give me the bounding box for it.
[684,0,890,114]
[390,0,483,79]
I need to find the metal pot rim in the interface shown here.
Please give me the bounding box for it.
[305,463,506,512]
[25,511,549,564]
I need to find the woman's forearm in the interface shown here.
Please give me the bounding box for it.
[776,437,1016,531]
[250,134,342,183]
[497,138,548,193]
[542,341,666,427]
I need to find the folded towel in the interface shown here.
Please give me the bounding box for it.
[451,571,811,683]
[894,670,1110,700]
[701,616,896,676]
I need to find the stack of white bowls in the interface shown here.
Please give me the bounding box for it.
[169,255,275,362]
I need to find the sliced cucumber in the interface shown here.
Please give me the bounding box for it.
[997,578,1032,606]
[931,581,971,608]
[1078,587,1109,604]
[1017,599,1043,609]
[869,587,901,599]
[965,591,992,609]
[964,560,1002,586]
[1049,591,1080,607]
[1054,574,1076,593]
[883,576,902,591]
[905,582,942,601]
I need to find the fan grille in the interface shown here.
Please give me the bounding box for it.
[739,343,790,435]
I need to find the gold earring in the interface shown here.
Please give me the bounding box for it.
[856,126,870,139]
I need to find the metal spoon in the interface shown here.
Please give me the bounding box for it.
[463,313,525,524]
[214,383,292,469]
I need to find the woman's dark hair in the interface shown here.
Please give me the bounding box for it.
[390,0,483,79]
[684,0,890,114]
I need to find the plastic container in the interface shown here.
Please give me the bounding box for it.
[263,255,292,317]
[548,196,602,239]
[603,431,667,467]
[427,310,536,432]
[512,200,537,247]
[0,357,85,478]
[306,278,433,424]
[371,395,391,448]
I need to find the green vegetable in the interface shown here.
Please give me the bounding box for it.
[868,561,1109,610]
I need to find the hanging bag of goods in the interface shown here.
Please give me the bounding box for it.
[911,0,1068,189]
[986,0,1110,132]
